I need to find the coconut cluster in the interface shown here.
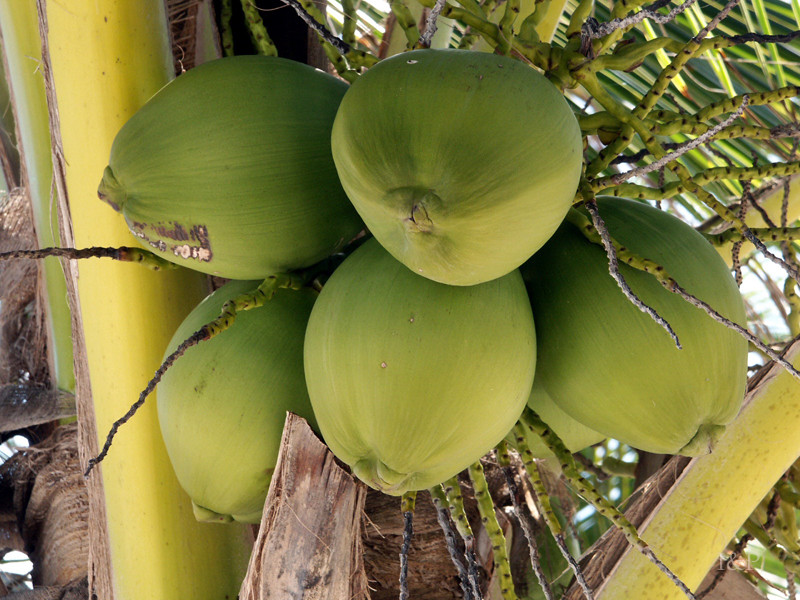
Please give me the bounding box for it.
[101,50,748,521]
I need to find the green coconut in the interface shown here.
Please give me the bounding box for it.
[509,380,606,458]
[303,238,536,495]
[98,55,362,280]
[521,197,748,456]
[157,279,317,523]
[330,49,583,286]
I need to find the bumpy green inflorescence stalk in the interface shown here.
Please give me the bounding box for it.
[496,0,520,54]
[510,424,594,599]
[442,477,483,599]
[429,485,475,599]
[391,0,421,48]
[220,0,235,56]
[743,517,800,577]
[85,273,304,475]
[593,162,800,196]
[204,274,305,337]
[240,0,278,56]
[0,245,178,270]
[595,0,660,55]
[341,0,358,47]
[400,490,417,600]
[443,476,475,540]
[495,440,558,600]
[468,461,518,600]
[519,407,697,600]
[705,226,800,247]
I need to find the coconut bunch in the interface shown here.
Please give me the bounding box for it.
[303,48,591,497]
[74,48,748,525]
[307,47,749,499]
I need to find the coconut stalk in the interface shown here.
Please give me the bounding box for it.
[380,0,454,57]
[36,1,252,598]
[709,176,800,266]
[0,0,74,392]
[565,339,800,599]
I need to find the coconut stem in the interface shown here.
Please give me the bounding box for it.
[519,407,697,600]
[468,460,518,600]
[495,442,558,600]
[443,477,483,599]
[429,485,474,599]
[508,427,594,599]
[85,273,303,476]
[582,199,682,349]
[400,491,416,600]
[239,0,278,56]
[0,245,177,270]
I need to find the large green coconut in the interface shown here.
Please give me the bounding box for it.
[157,279,317,523]
[521,198,748,455]
[303,238,536,495]
[98,55,363,280]
[331,49,582,286]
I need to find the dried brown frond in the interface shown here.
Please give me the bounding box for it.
[0,189,48,386]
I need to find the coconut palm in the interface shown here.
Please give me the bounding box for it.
[0,0,799,599]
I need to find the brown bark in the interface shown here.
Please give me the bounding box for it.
[0,575,87,599]
[0,424,87,589]
[240,413,368,600]
[0,188,47,388]
[0,386,75,433]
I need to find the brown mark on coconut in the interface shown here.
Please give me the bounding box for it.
[128,219,213,264]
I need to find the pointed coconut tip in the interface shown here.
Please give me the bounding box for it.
[97,165,125,212]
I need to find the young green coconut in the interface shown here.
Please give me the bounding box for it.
[521,197,748,456]
[98,55,363,280]
[330,48,583,286]
[303,237,536,495]
[157,279,317,523]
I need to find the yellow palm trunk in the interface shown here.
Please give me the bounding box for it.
[39,1,252,597]
[599,342,800,598]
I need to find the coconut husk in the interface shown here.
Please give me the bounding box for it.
[0,189,48,387]
[0,424,87,588]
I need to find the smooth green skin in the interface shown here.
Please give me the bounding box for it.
[157,279,317,523]
[507,380,606,458]
[304,238,536,495]
[521,197,748,455]
[98,55,363,280]
[331,49,583,286]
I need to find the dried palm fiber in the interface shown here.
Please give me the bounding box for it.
[0,188,47,386]
[166,0,214,73]
[361,461,526,599]
[0,424,87,587]
[0,576,86,599]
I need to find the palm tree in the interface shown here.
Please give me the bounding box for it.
[0,0,798,598]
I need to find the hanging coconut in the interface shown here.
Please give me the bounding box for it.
[509,380,606,458]
[521,197,748,456]
[330,48,583,286]
[303,238,536,495]
[157,279,317,523]
[98,55,363,280]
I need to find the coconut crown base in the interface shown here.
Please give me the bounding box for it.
[678,423,728,456]
[191,501,263,524]
[352,458,416,496]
